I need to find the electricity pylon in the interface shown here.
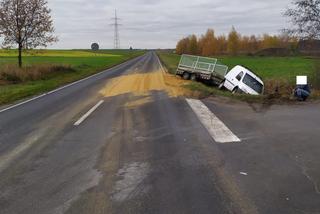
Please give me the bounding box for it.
[111,10,121,49]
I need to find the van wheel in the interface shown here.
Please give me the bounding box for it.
[232,87,238,94]
[218,80,225,90]
[183,72,191,80]
[190,74,197,81]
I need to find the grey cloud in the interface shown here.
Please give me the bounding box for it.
[48,0,292,49]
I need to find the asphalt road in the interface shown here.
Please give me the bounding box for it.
[0,52,320,214]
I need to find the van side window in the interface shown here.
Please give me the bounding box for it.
[236,72,244,81]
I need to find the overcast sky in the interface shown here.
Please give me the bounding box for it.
[48,0,293,49]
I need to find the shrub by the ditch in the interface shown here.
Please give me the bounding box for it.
[0,64,75,83]
[263,79,294,98]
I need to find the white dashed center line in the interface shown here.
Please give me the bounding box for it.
[74,100,104,126]
[186,99,241,143]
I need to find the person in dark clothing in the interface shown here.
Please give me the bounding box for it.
[294,84,311,101]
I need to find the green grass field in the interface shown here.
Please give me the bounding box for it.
[0,49,145,105]
[157,52,316,82]
[157,51,319,101]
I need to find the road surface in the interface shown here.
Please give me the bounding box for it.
[0,52,320,214]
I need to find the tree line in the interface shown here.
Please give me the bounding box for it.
[177,0,320,56]
[176,27,299,56]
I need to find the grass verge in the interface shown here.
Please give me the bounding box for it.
[157,51,320,103]
[0,50,145,105]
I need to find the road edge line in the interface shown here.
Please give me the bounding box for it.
[155,53,168,73]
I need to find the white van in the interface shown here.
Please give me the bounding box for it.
[219,65,264,95]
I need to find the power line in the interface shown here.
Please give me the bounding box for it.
[111,10,121,49]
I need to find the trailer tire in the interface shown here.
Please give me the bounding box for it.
[182,72,191,80]
[190,74,197,81]
[218,80,225,90]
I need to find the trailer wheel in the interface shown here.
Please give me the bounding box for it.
[190,74,197,81]
[182,72,191,80]
[218,80,225,90]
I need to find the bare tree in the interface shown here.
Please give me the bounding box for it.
[284,0,320,40]
[0,0,57,67]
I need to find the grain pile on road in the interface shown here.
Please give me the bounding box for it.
[99,69,192,98]
[124,96,152,108]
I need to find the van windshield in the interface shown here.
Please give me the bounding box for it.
[243,74,263,94]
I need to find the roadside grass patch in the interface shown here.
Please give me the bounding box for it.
[0,49,145,105]
[185,81,266,103]
[157,52,180,74]
[0,64,75,84]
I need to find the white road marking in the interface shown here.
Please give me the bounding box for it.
[0,94,47,114]
[186,99,241,143]
[0,55,144,114]
[74,100,104,126]
[156,53,167,73]
[240,172,248,176]
[0,134,41,173]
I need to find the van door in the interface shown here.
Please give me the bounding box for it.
[231,71,244,89]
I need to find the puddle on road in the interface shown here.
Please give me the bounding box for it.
[99,70,191,99]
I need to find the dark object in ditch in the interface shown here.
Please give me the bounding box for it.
[294,84,311,101]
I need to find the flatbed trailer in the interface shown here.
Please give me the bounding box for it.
[176,54,228,85]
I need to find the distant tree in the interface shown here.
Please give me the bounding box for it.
[187,34,198,55]
[277,33,298,50]
[176,38,184,54]
[175,27,299,56]
[227,26,240,55]
[240,35,250,53]
[201,29,217,56]
[0,0,57,67]
[176,39,183,54]
[261,34,281,49]
[216,35,227,54]
[284,0,320,40]
[176,37,190,55]
[287,35,299,51]
[248,35,260,53]
[197,35,204,54]
[91,43,99,51]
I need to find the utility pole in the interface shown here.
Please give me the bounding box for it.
[111,10,121,49]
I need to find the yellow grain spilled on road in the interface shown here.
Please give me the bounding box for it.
[99,69,191,98]
[124,96,153,108]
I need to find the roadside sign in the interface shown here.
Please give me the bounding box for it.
[296,76,307,85]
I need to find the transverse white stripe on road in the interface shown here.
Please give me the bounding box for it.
[186,99,241,143]
[74,100,104,126]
